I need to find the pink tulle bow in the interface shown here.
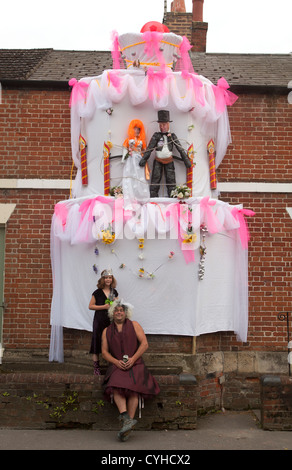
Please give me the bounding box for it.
[231,207,255,249]
[54,203,68,229]
[182,70,205,106]
[212,77,238,113]
[68,78,89,107]
[147,67,168,100]
[142,31,165,67]
[143,31,163,56]
[79,196,110,224]
[200,197,221,234]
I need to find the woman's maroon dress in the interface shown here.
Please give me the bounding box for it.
[103,319,160,400]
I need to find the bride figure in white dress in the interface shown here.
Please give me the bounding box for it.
[122,119,150,209]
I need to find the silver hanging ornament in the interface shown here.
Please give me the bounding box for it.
[198,223,208,280]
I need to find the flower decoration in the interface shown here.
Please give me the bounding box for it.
[182,233,197,244]
[101,224,115,244]
[119,263,126,269]
[182,221,197,244]
[138,238,144,249]
[170,184,191,199]
[110,186,123,198]
[168,251,175,259]
[106,107,113,115]
[93,264,98,274]
[139,268,145,278]
[94,246,99,256]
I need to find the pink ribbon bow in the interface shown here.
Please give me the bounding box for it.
[69,78,89,107]
[231,207,255,249]
[212,77,238,113]
[147,67,168,100]
[54,203,68,229]
[79,196,110,223]
[182,70,205,107]
[200,197,221,234]
[143,31,163,56]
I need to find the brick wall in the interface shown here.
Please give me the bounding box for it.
[261,375,292,430]
[0,88,72,179]
[0,372,197,429]
[0,87,291,357]
[219,93,292,183]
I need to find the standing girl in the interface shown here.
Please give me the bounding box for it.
[89,269,118,375]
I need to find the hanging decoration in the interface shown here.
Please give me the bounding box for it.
[198,223,208,280]
[101,223,115,245]
[108,242,176,281]
[79,135,88,186]
[207,139,217,190]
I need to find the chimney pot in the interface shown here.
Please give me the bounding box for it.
[171,0,186,13]
[192,0,204,22]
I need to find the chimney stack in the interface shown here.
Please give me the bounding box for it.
[163,0,208,52]
[191,0,208,52]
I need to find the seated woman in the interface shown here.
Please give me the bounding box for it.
[102,300,160,441]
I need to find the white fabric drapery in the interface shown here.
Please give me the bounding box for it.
[70,69,232,199]
[49,196,250,362]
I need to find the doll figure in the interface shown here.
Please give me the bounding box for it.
[122,119,150,208]
[139,110,192,197]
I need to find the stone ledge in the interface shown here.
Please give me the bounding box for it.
[0,371,197,430]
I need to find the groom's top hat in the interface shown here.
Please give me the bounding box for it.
[157,110,172,123]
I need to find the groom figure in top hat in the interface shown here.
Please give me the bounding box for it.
[139,110,192,197]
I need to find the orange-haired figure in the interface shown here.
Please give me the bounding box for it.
[122,119,150,208]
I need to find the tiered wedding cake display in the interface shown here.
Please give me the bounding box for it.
[49,22,254,361]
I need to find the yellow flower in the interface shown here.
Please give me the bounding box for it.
[102,230,115,244]
[182,233,197,244]
[138,243,144,249]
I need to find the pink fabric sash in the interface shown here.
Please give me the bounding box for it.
[175,36,194,74]
[182,70,205,107]
[200,197,222,234]
[54,203,68,229]
[68,78,89,107]
[107,71,122,93]
[147,67,168,100]
[231,207,255,249]
[212,77,238,113]
[111,30,123,70]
